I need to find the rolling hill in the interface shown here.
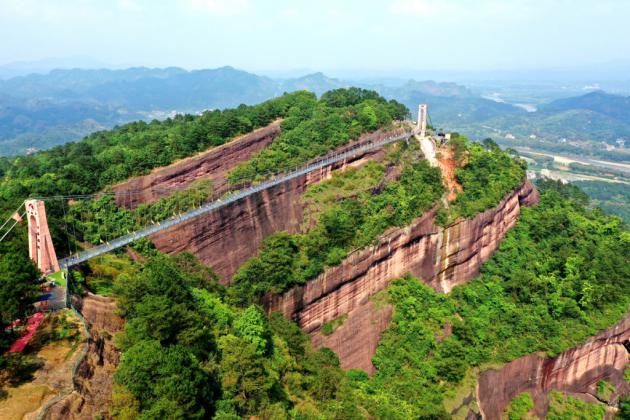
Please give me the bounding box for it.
[1,67,629,161]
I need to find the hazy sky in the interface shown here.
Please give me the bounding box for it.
[1,0,628,73]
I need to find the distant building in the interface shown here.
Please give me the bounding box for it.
[505,133,516,140]
[529,134,537,139]
[616,138,626,148]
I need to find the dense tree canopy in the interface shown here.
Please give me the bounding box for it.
[449,138,527,219]
[110,254,363,419]
[1,87,627,418]
[228,88,408,184]
[104,179,630,419]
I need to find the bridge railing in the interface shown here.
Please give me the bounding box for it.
[59,128,418,268]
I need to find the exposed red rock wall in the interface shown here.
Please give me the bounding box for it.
[46,294,123,420]
[311,301,393,374]
[264,181,539,371]
[111,121,283,208]
[477,312,630,420]
[148,127,410,282]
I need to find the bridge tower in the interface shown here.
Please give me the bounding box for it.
[417,104,428,138]
[25,199,59,274]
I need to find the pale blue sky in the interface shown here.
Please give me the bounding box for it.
[1,0,628,74]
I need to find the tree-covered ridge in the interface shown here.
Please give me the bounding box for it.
[447,136,527,220]
[349,180,630,418]
[227,88,408,185]
[228,147,445,305]
[0,88,406,258]
[108,253,361,419]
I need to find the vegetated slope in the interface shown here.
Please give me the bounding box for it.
[540,90,630,122]
[361,180,629,418]
[229,136,526,306]
[573,180,630,225]
[77,177,629,419]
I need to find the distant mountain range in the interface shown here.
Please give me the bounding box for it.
[449,91,630,144]
[0,66,629,157]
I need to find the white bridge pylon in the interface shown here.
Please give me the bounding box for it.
[417,104,428,138]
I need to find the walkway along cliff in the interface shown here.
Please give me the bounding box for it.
[146,126,401,281]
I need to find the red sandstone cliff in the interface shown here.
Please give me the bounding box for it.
[477,311,630,419]
[112,121,283,208]
[264,181,539,373]
[148,127,410,282]
[117,120,540,374]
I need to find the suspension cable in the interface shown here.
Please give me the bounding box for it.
[0,212,25,243]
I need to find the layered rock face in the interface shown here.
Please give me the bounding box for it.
[265,181,539,372]
[148,128,410,282]
[477,312,630,419]
[46,294,123,420]
[112,121,283,208]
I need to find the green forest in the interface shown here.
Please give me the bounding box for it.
[61,180,630,419]
[0,88,628,419]
[574,180,630,225]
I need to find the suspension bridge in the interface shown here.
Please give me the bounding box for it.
[1,108,431,274]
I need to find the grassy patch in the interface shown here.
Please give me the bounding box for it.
[547,390,606,419]
[321,314,348,336]
[370,288,391,310]
[0,383,54,420]
[302,161,385,227]
[47,270,66,288]
[596,380,616,402]
[83,254,137,296]
[30,310,81,351]
[506,391,535,420]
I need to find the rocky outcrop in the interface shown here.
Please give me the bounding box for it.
[46,294,123,420]
[477,311,630,419]
[265,181,539,371]
[148,127,409,282]
[112,121,283,208]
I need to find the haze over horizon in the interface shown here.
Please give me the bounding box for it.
[1,0,629,80]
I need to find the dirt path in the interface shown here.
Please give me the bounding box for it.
[436,143,463,202]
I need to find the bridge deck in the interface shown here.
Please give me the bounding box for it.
[59,128,418,269]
